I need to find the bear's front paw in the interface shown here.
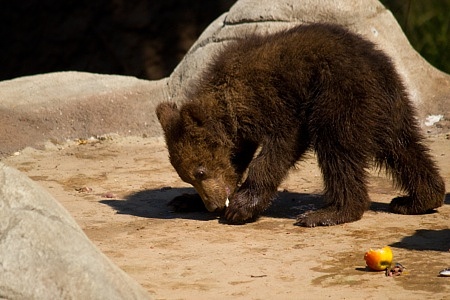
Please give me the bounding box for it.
[168,193,207,212]
[224,191,259,224]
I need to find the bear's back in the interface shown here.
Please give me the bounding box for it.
[212,24,395,86]
[204,24,405,109]
[188,23,410,141]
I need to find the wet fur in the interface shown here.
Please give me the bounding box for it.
[156,23,445,227]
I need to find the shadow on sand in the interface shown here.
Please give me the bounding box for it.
[101,190,449,251]
[100,189,450,222]
[390,228,450,252]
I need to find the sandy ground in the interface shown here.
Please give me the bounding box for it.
[2,133,450,300]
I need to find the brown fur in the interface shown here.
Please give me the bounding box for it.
[156,23,445,226]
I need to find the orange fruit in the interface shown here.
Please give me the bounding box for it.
[364,246,393,271]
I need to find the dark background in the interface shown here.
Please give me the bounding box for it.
[0,0,236,81]
[0,0,448,82]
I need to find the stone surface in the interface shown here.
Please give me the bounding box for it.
[0,72,168,156]
[168,0,450,126]
[0,162,151,299]
[1,0,449,157]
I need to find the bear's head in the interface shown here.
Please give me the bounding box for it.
[156,101,241,212]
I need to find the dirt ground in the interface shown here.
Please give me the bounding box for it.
[2,133,450,299]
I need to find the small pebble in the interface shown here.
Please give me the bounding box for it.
[75,186,93,193]
[102,192,116,198]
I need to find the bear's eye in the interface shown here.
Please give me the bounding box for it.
[194,167,207,181]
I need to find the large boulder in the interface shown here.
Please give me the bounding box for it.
[1,0,448,157]
[0,72,168,157]
[169,0,450,127]
[0,163,151,299]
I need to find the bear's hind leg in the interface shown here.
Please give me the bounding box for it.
[379,131,445,214]
[296,148,371,227]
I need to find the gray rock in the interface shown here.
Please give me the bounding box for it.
[0,72,168,157]
[169,0,450,127]
[0,163,151,299]
[1,0,448,157]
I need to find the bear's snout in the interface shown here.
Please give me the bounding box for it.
[201,195,228,212]
[195,181,232,212]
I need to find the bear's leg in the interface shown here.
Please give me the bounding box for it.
[224,139,303,223]
[379,131,445,214]
[296,148,371,227]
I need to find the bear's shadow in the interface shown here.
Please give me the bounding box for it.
[100,189,450,222]
[100,188,336,221]
[101,187,215,221]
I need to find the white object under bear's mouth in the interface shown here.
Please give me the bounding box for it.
[225,198,230,207]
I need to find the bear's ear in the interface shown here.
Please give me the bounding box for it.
[156,102,180,136]
[180,102,207,128]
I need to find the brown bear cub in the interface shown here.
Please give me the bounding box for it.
[156,23,445,227]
